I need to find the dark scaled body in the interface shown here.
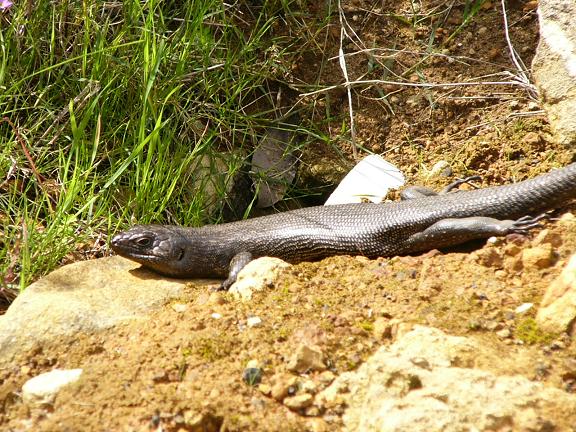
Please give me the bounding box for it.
[111,163,576,288]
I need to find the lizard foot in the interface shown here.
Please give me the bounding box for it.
[509,213,549,235]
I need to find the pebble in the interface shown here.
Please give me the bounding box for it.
[317,370,336,385]
[283,393,314,410]
[532,229,563,248]
[22,368,83,406]
[427,160,451,179]
[521,244,555,269]
[515,303,533,314]
[171,303,187,313]
[496,328,511,339]
[247,316,263,328]
[258,383,271,395]
[287,344,326,373]
[523,131,541,145]
[271,373,299,401]
[211,313,222,319]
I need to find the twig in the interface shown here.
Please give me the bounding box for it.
[500,0,537,99]
[299,77,536,98]
[337,0,357,159]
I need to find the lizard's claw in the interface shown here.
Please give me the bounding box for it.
[510,213,549,235]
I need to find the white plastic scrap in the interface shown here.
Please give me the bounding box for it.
[325,155,405,205]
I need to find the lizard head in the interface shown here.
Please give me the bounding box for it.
[110,225,189,277]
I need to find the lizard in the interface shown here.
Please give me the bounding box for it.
[111,162,576,289]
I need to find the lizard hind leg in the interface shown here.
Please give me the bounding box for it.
[404,214,545,252]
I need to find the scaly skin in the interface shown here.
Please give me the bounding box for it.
[111,163,576,288]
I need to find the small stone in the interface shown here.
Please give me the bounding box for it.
[523,131,541,145]
[208,292,226,305]
[515,303,533,314]
[258,384,271,395]
[22,369,83,406]
[503,243,522,256]
[306,418,329,431]
[171,303,187,313]
[426,160,451,179]
[473,247,503,268]
[229,257,291,301]
[373,317,393,340]
[477,27,488,36]
[211,313,222,319]
[537,254,576,333]
[301,379,318,394]
[287,344,326,373]
[559,212,575,224]
[250,397,266,410]
[242,367,263,386]
[496,328,511,339]
[521,244,555,269]
[318,370,336,385]
[271,373,299,401]
[246,359,262,369]
[283,393,314,410]
[527,101,540,111]
[247,316,263,328]
[532,229,563,248]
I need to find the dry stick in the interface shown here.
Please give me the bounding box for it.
[300,77,534,98]
[500,0,537,99]
[337,0,357,159]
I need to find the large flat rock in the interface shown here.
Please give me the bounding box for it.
[0,256,205,362]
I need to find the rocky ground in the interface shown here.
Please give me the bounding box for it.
[2,1,576,431]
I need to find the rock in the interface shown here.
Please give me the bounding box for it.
[373,317,393,340]
[247,316,263,328]
[283,393,314,410]
[22,368,83,406]
[472,247,503,268]
[316,326,576,431]
[287,344,327,373]
[523,131,542,145]
[531,228,563,248]
[0,256,195,362]
[532,0,576,147]
[426,161,451,179]
[229,257,291,301]
[537,253,576,333]
[515,303,533,314]
[251,118,300,208]
[270,373,299,401]
[521,244,556,269]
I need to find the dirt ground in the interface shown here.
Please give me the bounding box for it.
[2,1,576,431]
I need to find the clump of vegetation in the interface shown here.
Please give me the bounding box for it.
[515,318,556,345]
[194,334,234,362]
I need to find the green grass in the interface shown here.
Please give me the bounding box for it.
[0,0,325,292]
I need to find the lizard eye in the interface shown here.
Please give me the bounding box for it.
[135,236,152,247]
